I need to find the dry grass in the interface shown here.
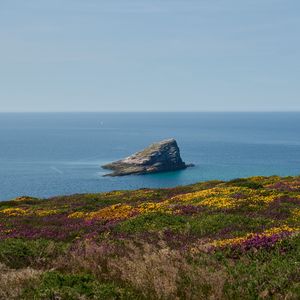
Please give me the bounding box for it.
[108,240,227,300]
[0,263,42,300]
[109,241,181,299]
[53,239,120,279]
[53,239,228,299]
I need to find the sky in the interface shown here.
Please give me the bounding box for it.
[0,0,300,112]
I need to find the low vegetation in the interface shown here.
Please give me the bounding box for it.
[0,176,300,299]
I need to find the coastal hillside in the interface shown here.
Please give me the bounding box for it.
[0,176,300,299]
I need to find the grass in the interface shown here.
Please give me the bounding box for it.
[0,175,299,299]
[21,271,138,300]
[116,212,188,233]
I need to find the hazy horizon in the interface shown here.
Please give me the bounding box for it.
[1,110,300,113]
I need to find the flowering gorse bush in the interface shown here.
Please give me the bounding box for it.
[169,186,280,209]
[0,208,61,218]
[292,208,300,221]
[86,204,138,220]
[209,225,299,250]
[34,209,59,217]
[0,208,28,217]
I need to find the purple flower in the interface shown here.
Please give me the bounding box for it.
[174,205,204,216]
[232,231,293,252]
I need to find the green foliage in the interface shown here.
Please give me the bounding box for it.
[222,235,300,299]
[0,197,41,208]
[116,212,188,233]
[21,271,139,300]
[188,213,271,237]
[0,239,67,269]
[189,180,224,191]
[227,178,263,189]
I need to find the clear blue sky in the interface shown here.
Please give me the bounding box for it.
[1,0,299,112]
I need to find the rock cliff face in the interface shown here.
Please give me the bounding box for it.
[102,139,191,176]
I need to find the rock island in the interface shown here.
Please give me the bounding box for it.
[102,138,192,176]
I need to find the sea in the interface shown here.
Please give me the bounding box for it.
[1,112,300,201]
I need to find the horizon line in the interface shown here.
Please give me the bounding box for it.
[0,110,300,113]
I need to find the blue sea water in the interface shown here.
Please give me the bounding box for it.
[0,112,300,201]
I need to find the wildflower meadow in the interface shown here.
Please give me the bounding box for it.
[0,176,299,299]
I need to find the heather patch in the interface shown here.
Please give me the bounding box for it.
[210,225,299,252]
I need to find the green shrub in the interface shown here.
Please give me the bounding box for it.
[222,235,300,299]
[116,213,188,233]
[21,271,139,300]
[0,239,67,269]
[189,213,270,237]
[227,178,263,189]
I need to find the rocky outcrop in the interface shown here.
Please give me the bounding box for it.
[102,139,192,176]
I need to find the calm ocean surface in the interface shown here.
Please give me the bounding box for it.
[0,112,300,201]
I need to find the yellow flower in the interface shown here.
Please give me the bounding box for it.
[292,208,300,221]
[211,225,299,248]
[169,186,279,209]
[86,204,137,220]
[68,211,87,219]
[0,208,28,216]
[138,201,171,214]
[201,197,236,209]
[35,209,58,217]
[13,196,34,202]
